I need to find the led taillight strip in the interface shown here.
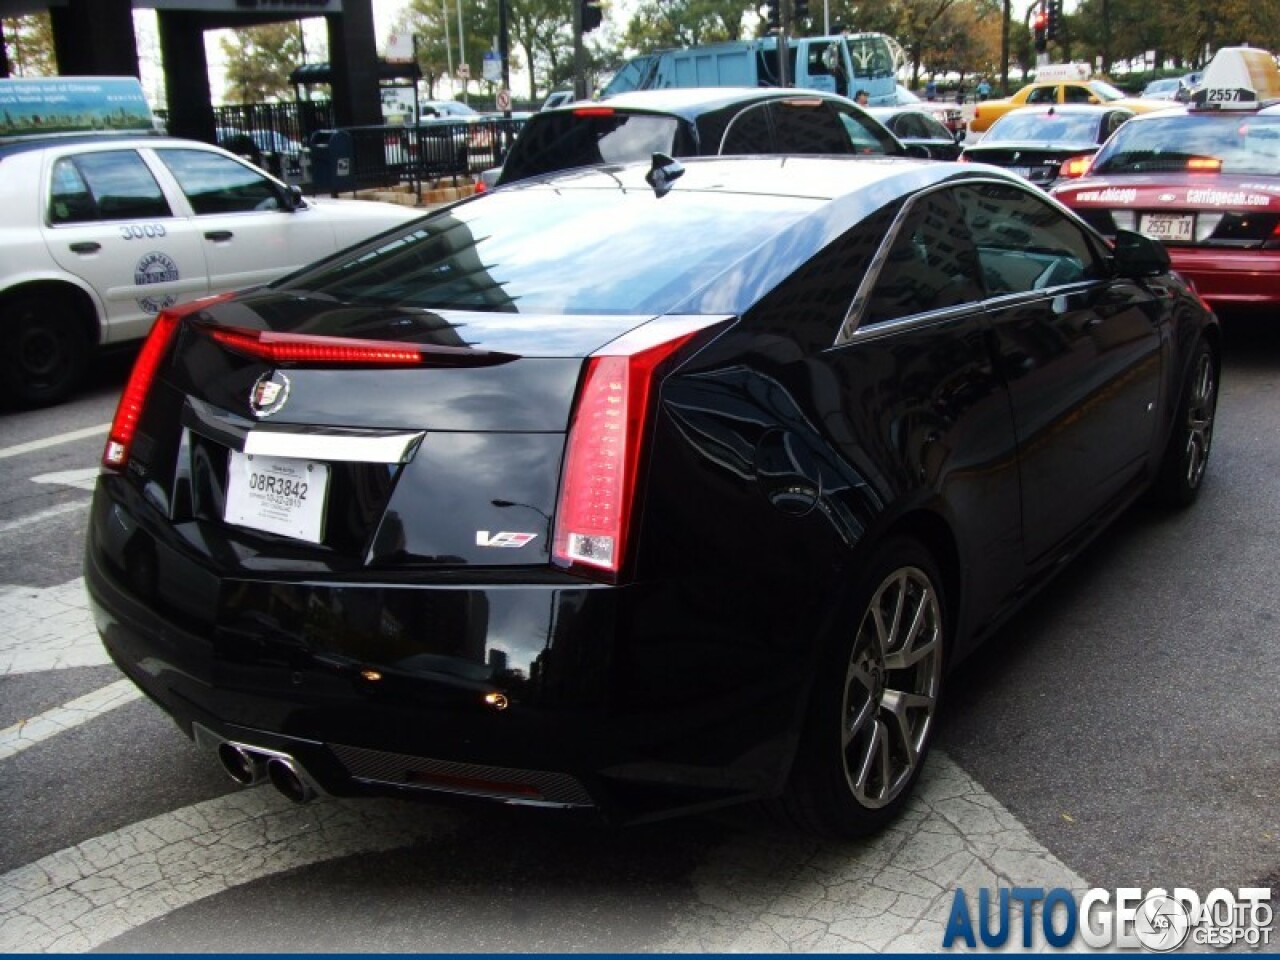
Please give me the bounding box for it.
[209,328,427,366]
[551,317,726,582]
[103,294,234,471]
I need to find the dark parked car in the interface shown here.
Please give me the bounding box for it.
[961,103,1134,188]
[87,155,1218,837]
[487,87,908,188]
[866,105,963,159]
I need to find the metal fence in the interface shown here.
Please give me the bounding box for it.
[160,101,527,195]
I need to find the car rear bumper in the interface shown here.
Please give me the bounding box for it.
[1169,247,1280,306]
[83,477,806,822]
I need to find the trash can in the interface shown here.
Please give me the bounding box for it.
[309,129,354,196]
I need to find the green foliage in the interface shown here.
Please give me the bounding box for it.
[221,22,305,103]
[622,0,748,51]
[2,14,57,76]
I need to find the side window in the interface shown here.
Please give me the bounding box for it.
[1026,86,1056,105]
[831,106,898,155]
[955,182,1105,296]
[918,114,953,140]
[49,151,171,224]
[156,148,284,215]
[863,189,983,326]
[717,102,776,153]
[1105,111,1130,138]
[1063,84,1093,104]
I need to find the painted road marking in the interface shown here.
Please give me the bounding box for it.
[31,468,101,492]
[0,754,1089,953]
[0,579,109,676]
[0,679,141,761]
[0,501,91,537]
[0,424,110,461]
[0,576,1091,953]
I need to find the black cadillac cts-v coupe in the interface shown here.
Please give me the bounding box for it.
[85,155,1219,836]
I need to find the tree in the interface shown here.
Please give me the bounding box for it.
[221,22,305,103]
[2,13,57,77]
[623,0,748,52]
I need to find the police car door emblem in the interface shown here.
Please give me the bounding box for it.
[249,371,290,418]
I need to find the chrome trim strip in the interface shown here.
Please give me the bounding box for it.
[244,429,425,464]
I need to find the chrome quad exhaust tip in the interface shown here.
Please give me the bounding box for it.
[196,724,321,804]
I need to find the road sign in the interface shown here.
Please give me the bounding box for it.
[483,51,502,84]
[496,88,512,112]
[385,33,414,63]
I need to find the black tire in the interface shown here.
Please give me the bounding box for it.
[775,537,948,838]
[1153,339,1218,508]
[1,291,92,408]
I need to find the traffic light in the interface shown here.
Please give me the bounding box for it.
[581,0,603,33]
[764,0,780,31]
[1033,7,1047,53]
[1046,0,1061,41]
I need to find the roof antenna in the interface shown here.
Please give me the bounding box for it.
[646,153,685,197]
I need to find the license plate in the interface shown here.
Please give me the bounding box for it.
[1008,166,1033,178]
[225,451,328,543]
[1139,214,1193,242]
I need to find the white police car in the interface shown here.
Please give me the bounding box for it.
[0,77,423,407]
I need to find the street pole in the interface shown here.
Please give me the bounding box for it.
[778,0,791,88]
[498,0,511,113]
[573,0,586,100]
[1000,0,1010,95]
[457,0,467,101]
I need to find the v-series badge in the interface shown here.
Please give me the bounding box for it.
[475,531,538,548]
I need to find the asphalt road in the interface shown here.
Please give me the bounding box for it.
[0,314,1276,952]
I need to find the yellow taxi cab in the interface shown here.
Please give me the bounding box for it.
[1051,47,1280,311]
[970,77,1172,133]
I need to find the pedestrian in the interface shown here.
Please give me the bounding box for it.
[925,78,937,101]
[854,88,869,106]
[977,78,991,100]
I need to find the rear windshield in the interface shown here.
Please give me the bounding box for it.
[1091,114,1280,175]
[987,111,1100,143]
[281,186,819,316]
[499,112,684,183]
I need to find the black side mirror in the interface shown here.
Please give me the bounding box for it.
[903,143,930,159]
[287,184,305,210]
[1113,229,1170,278]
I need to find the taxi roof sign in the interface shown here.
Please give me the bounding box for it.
[1192,46,1280,110]
[0,76,155,140]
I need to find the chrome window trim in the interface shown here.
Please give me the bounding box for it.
[834,175,1106,346]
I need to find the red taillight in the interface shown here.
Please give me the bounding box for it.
[474,179,488,193]
[102,294,234,471]
[573,107,615,117]
[552,320,721,581]
[208,328,428,366]
[1061,154,1093,178]
[1265,221,1280,250]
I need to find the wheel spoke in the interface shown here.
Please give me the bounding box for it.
[854,718,888,799]
[884,630,938,671]
[844,693,877,748]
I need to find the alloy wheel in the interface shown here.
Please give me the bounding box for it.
[1184,350,1217,490]
[841,565,943,809]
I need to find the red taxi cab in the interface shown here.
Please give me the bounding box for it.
[1051,47,1280,309]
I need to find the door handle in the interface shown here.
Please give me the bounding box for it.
[69,241,101,254]
[204,230,234,242]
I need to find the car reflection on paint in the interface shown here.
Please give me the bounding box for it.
[85,154,1218,837]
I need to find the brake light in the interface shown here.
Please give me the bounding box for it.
[1265,221,1280,250]
[1187,156,1222,172]
[573,107,615,117]
[103,294,234,471]
[209,328,428,366]
[552,320,721,581]
[474,179,488,193]
[1061,154,1093,178]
